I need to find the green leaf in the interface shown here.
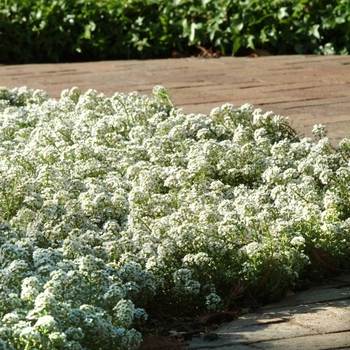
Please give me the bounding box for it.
[277,7,288,20]
[247,34,255,49]
[190,22,202,43]
[309,24,321,39]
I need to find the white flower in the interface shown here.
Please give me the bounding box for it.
[19,326,41,343]
[48,332,67,347]
[34,315,57,331]
[205,293,221,310]
[21,276,41,302]
[290,236,305,247]
[240,242,264,257]
[113,299,135,328]
[312,124,328,139]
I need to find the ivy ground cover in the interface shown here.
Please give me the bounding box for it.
[0,85,349,349]
[1,0,349,64]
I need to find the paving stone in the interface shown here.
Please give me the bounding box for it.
[185,342,256,350]
[260,286,350,309]
[328,299,350,307]
[285,304,350,334]
[188,331,350,350]
[218,315,287,330]
[186,280,350,349]
[1,55,349,144]
[258,299,350,324]
[187,345,255,350]
[335,275,350,284]
[187,320,314,349]
[255,331,350,349]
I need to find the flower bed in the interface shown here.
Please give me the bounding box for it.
[0,85,349,349]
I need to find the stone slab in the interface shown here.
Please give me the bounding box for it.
[190,346,255,350]
[261,301,350,334]
[260,285,350,310]
[289,304,350,334]
[187,321,313,349]
[335,275,350,284]
[187,332,350,350]
[255,331,350,349]
[186,289,350,349]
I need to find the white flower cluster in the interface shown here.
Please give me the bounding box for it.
[0,85,349,349]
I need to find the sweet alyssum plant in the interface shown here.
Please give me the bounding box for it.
[0,85,349,349]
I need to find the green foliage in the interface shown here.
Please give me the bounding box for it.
[0,0,349,64]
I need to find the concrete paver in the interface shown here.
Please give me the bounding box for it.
[259,286,350,308]
[190,322,314,347]
[186,275,350,349]
[255,332,350,349]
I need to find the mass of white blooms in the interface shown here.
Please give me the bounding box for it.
[0,85,349,349]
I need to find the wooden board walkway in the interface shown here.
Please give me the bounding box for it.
[1,55,349,144]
